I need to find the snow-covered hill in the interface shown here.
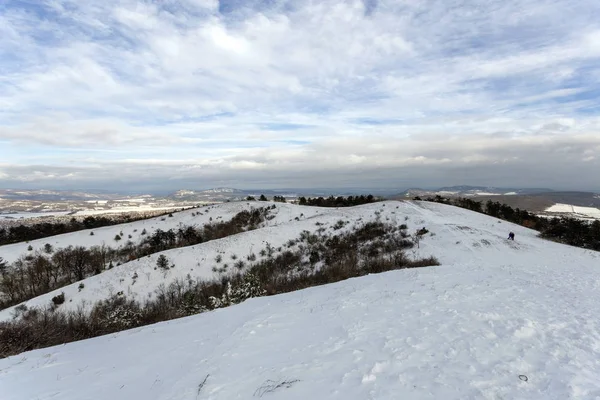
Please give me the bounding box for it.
[1,243,600,398]
[0,202,323,264]
[2,200,599,322]
[1,201,600,399]
[0,201,387,319]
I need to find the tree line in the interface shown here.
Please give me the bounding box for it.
[0,212,179,246]
[0,207,274,309]
[298,195,378,207]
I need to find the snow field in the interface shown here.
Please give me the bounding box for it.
[2,259,600,399]
[1,201,600,399]
[545,203,600,220]
[0,201,326,264]
[0,202,407,319]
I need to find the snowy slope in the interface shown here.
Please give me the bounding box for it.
[0,202,384,319]
[2,248,600,399]
[3,200,597,321]
[0,202,326,264]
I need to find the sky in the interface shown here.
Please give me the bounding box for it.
[1,0,600,193]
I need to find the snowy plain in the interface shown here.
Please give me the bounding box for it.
[1,201,600,399]
[545,203,600,220]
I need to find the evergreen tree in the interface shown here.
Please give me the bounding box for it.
[0,257,7,275]
[156,254,170,271]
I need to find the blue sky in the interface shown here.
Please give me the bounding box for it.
[1,0,600,192]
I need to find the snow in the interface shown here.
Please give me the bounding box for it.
[2,200,599,321]
[545,203,600,220]
[0,202,268,264]
[68,205,190,216]
[0,202,364,318]
[0,211,72,220]
[2,201,600,399]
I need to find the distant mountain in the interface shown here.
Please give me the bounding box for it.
[167,188,246,201]
[0,189,126,202]
[398,186,555,198]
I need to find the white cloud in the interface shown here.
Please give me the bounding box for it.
[1,0,600,191]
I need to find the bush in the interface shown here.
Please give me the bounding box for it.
[156,254,170,271]
[51,292,65,306]
[44,243,54,254]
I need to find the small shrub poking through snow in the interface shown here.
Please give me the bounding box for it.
[156,255,170,271]
[44,243,54,254]
[51,293,65,306]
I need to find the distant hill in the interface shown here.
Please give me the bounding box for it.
[394,186,600,212]
[397,185,555,198]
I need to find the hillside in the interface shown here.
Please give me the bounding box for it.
[0,201,401,319]
[1,201,600,399]
[2,200,599,322]
[0,202,322,264]
[396,187,600,218]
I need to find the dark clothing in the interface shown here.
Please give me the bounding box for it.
[508,232,515,240]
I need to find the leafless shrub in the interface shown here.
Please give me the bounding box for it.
[254,379,300,397]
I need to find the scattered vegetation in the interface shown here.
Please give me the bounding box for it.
[0,214,173,246]
[0,207,273,309]
[0,220,439,357]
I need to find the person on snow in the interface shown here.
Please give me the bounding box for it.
[508,232,515,240]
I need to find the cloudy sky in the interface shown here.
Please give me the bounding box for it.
[1,0,600,193]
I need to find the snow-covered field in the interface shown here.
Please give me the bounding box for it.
[1,201,600,399]
[545,203,600,220]
[0,202,312,264]
[0,211,72,220]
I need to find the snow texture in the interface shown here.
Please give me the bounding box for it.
[545,203,600,220]
[1,201,600,399]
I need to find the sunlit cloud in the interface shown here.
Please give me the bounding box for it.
[1,0,599,191]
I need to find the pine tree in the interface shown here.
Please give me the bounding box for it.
[156,254,170,271]
[0,257,7,275]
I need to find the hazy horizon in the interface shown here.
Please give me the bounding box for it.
[1,0,599,192]
[0,184,598,197]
